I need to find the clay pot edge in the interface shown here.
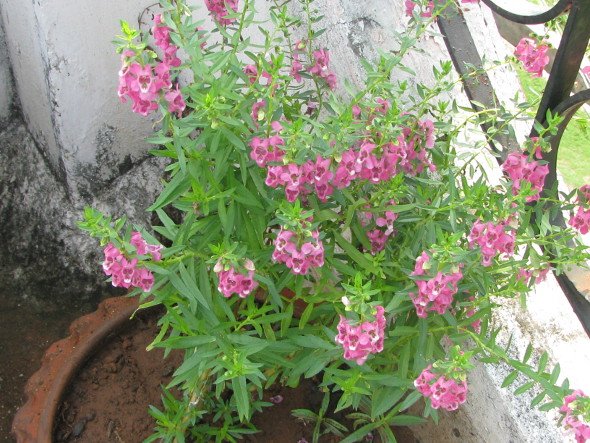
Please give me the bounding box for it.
[11,296,141,443]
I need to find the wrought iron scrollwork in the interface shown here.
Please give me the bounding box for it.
[438,0,590,336]
[479,0,571,25]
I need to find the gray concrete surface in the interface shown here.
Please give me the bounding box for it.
[0,14,13,125]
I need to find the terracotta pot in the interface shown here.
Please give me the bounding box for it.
[12,296,141,443]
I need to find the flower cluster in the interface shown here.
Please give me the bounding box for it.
[569,185,590,235]
[265,155,334,202]
[254,117,435,202]
[117,15,185,116]
[102,232,162,292]
[414,365,468,411]
[514,37,550,78]
[359,202,398,254]
[410,252,463,318]
[560,390,590,443]
[131,231,163,260]
[516,266,550,287]
[214,259,258,298]
[204,0,239,26]
[290,40,306,83]
[308,49,337,90]
[464,305,482,333]
[405,0,435,18]
[501,151,549,202]
[272,227,325,275]
[335,306,386,365]
[249,121,285,166]
[468,220,515,266]
[243,64,272,86]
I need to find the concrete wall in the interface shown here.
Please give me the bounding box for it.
[0,0,161,198]
[0,11,13,124]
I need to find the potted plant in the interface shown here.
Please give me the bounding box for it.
[72,0,590,441]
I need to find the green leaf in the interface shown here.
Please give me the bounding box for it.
[148,172,191,211]
[157,335,216,349]
[291,408,318,421]
[232,376,250,421]
[389,414,426,426]
[371,388,404,418]
[340,422,381,443]
[530,391,546,408]
[539,400,562,412]
[220,127,246,151]
[298,303,314,329]
[291,334,335,351]
[549,363,560,384]
[333,232,378,274]
[501,370,519,388]
[399,390,422,411]
[146,133,173,145]
[537,352,548,374]
[514,381,535,396]
[399,343,411,380]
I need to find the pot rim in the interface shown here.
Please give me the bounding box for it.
[11,295,141,443]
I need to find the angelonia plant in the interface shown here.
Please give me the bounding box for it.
[79,0,590,441]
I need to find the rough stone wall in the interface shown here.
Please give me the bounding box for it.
[0,118,166,309]
[0,10,13,124]
[0,0,162,199]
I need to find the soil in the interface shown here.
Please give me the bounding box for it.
[0,292,107,443]
[54,308,183,442]
[48,304,416,443]
[248,380,416,443]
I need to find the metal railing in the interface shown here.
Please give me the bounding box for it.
[437,0,590,336]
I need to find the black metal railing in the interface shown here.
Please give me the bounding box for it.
[438,0,590,336]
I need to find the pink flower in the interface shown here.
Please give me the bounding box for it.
[154,62,172,90]
[130,231,162,261]
[352,105,362,119]
[165,85,186,117]
[501,151,548,202]
[204,0,239,26]
[409,252,462,317]
[153,14,171,50]
[366,229,388,254]
[577,185,590,205]
[413,251,430,276]
[273,227,324,275]
[415,366,468,411]
[118,62,159,116]
[360,201,398,254]
[243,64,258,83]
[290,55,304,83]
[334,149,361,189]
[569,207,590,235]
[583,66,590,79]
[405,0,435,17]
[335,306,386,365]
[250,100,266,125]
[468,220,516,266]
[308,49,337,90]
[215,260,258,298]
[515,38,550,77]
[163,45,182,68]
[405,0,416,17]
[560,390,590,443]
[101,243,157,293]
